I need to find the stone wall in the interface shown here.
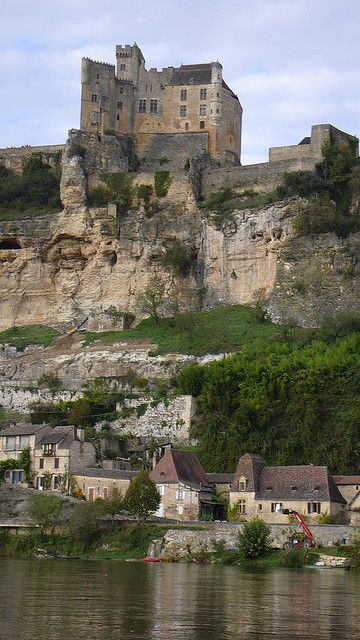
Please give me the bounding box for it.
[0,387,81,413]
[0,144,65,174]
[136,132,209,171]
[111,395,196,444]
[269,124,359,164]
[161,523,354,556]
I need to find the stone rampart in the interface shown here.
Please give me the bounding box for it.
[201,157,316,198]
[0,387,81,413]
[162,523,354,556]
[136,131,209,171]
[0,144,65,174]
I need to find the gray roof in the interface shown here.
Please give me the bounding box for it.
[256,466,346,504]
[0,423,45,436]
[73,468,139,480]
[39,426,75,447]
[170,63,212,86]
[205,473,234,484]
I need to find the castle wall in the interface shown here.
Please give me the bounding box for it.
[136,132,209,170]
[269,124,359,163]
[0,145,65,174]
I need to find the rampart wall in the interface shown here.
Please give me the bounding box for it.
[137,131,209,171]
[0,144,65,174]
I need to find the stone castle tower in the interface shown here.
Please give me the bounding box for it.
[80,43,242,165]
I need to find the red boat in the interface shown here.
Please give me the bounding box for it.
[143,557,161,562]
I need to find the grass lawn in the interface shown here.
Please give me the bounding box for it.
[0,325,61,350]
[82,304,284,356]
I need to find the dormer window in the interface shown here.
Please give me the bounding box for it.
[43,444,56,456]
[239,476,247,491]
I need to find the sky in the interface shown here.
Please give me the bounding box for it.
[0,0,359,165]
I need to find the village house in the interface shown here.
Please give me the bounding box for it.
[150,449,217,521]
[229,453,347,523]
[0,423,49,485]
[333,475,360,522]
[34,426,96,491]
[73,468,139,502]
[204,472,234,503]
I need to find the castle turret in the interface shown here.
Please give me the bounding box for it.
[210,61,222,126]
[116,43,145,86]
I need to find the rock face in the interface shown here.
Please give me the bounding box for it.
[1,133,359,332]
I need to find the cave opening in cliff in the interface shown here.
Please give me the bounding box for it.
[0,238,22,250]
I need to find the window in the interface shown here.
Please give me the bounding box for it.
[39,458,44,469]
[116,114,120,121]
[199,104,207,116]
[5,470,11,479]
[91,111,100,124]
[258,504,262,511]
[180,105,187,117]
[200,88,207,100]
[91,94,98,102]
[43,444,56,456]
[119,87,124,94]
[54,458,59,469]
[139,99,146,113]
[4,436,15,451]
[117,101,123,110]
[271,502,283,513]
[120,63,126,71]
[177,505,184,515]
[239,478,247,491]
[356,485,359,491]
[216,108,220,113]
[150,99,158,113]
[19,435,30,449]
[199,120,205,129]
[176,489,185,500]
[96,73,100,79]
[180,89,187,101]
[307,502,321,514]
[238,500,246,514]
[185,122,189,131]
[158,484,165,496]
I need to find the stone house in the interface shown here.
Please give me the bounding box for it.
[229,453,347,523]
[81,43,242,165]
[205,472,234,502]
[34,426,96,491]
[333,475,360,522]
[150,449,214,521]
[73,468,139,502]
[0,423,50,485]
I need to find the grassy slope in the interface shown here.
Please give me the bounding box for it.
[0,325,61,350]
[82,305,283,356]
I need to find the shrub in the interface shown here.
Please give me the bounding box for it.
[294,197,339,236]
[68,501,106,548]
[237,517,271,559]
[277,171,327,198]
[88,185,113,207]
[68,144,86,159]
[176,363,205,397]
[123,471,160,521]
[99,172,134,213]
[160,240,196,277]
[28,494,63,533]
[154,171,172,197]
[38,372,61,391]
[349,527,360,569]
[136,184,153,205]
[158,157,169,166]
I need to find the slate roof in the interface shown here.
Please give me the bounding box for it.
[150,449,210,489]
[299,136,311,145]
[73,468,139,480]
[170,63,212,86]
[0,423,46,436]
[333,475,360,485]
[39,425,75,448]
[255,466,346,504]
[205,473,234,484]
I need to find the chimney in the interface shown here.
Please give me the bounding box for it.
[76,427,85,443]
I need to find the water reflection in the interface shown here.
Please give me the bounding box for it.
[0,559,359,640]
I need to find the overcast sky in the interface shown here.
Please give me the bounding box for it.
[0,0,359,164]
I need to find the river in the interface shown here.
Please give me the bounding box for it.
[0,559,359,639]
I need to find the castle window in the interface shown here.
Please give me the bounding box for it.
[199,120,205,129]
[96,73,100,79]
[117,101,123,110]
[216,108,220,113]
[120,63,126,71]
[180,89,187,101]
[185,122,189,131]
[119,87,124,94]
[200,88,207,100]
[150,99,158,113]
[91,94,98,103]
[91,111,100,124]
[217,92,220,97]
[117,114,120,120]
[180,105,187,117]
[199,104,207,116]
[139,99,147,113]
[258,504,262,511]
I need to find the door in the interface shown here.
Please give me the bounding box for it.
[88,488,95,502]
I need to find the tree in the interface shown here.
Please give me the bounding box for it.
[123,472,160,521]
[67,501,106,548]
[137,275,167,325]
[237,517,271,559]
[28,494,63,533]
[68,398,93,427]
[103,487,125,525]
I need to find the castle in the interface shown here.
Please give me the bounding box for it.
[80,43,242,166]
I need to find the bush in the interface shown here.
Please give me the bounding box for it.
[99,172,134,213]
[136,184,153,205]
[176,363,205,397]
[123,471,160,521]
[277,171,327,198]
[68,501,106,548]
[0,155,60,212]
[88,185,113,207]
[28,494,63,533]
[160,240,196,277]
[154,171,172,197]
[68,144,86,159]
[237,517,271,559]
[38,372,61,391]
[349,527,360,569]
